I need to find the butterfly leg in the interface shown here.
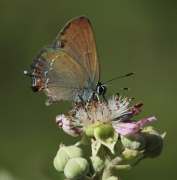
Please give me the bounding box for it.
[102,94,107,103]
[116,92,120,97]
[75,94,85,103]
[87,91,101,103]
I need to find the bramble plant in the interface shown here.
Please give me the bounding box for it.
[53,95,166,180]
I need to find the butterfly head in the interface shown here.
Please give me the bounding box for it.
[96,82,107,96]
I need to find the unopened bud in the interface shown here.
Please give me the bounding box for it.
[53,144,84,172]
[64,158,89,179]
[142,126,166,158]
[121,132,147,150]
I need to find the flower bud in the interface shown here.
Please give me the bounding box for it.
[64,158,89,179]
[121,132,147,150]
[53,144,84,172]
[141,126,166,158]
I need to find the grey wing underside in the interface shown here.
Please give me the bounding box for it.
[36,47,94,105]
[32,16,100,105]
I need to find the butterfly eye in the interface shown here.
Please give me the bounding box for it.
[97,83,107,96]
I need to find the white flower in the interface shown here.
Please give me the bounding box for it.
[56,95,156,136]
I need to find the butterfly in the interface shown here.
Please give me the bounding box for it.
[24,16,134,105]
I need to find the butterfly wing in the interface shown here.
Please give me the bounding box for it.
[54,16,100,95]
[25,16,100,105]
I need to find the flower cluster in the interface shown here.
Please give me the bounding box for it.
[54,95,166,179]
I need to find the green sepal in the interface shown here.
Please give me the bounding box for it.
[94,124,118,154]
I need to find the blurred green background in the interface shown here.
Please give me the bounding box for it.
[0,0,176,179]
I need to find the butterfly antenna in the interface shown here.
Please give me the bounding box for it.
[104,72,135,84]
[102,72,135,91]
[103,84,130,90]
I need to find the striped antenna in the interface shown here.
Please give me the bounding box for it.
[102,72,135,90]
[103,72,135,84]
[103,84,130,90]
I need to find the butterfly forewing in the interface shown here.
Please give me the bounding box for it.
[54,16,100,91]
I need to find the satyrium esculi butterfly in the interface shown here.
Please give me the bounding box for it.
[24,16,134,105]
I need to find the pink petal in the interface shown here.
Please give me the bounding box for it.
[62,124,79,137]
[56,114,80,137]
[113,116,157,135]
